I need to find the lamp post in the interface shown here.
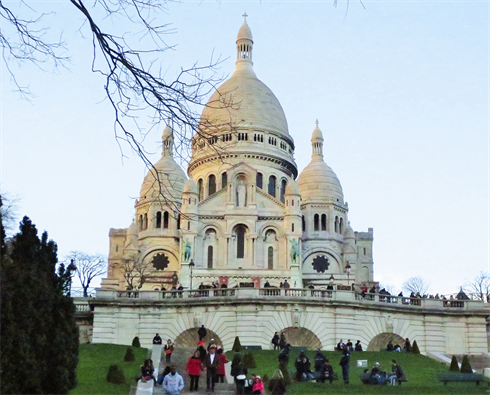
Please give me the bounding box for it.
[172,272,178,286]
[189,259,195,290]
[345,263,351,286]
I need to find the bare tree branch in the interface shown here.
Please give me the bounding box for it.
[402,276,431,295]
[464,271,490,302]
[67,251,107,297]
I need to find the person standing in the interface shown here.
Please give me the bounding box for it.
[279,332,287,349]
[186,350,202,392]
[339,348,350,384]
[271,332,280,350]
[216,348,229,383]
[203,344,220,392]
[162,365,184,395]
[164,339,174,362]
[198,325,207,341]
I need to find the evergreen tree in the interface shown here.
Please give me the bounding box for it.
[132,336,141,347]
[0,216,78,394]
[106,365,125,384]
[243,352,257,368]
[232,336,242,352]
[124,347,135,362]
[411,340,420,354]
[460,355,473,373]
[449,355,459,372]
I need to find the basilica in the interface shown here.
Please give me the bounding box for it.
[101,18,374,292]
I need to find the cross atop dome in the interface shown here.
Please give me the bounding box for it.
[242,12,248,22]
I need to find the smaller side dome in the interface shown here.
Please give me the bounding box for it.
[344,221,355,239]
[183,178,198,194]
[285,179,300,195]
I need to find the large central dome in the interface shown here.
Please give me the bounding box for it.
[200,65,290,138]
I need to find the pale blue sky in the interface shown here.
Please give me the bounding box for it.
[1,0,488,294]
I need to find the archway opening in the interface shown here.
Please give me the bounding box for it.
[367,332,407,351]
[174,328,223,348]
[281,327,322,350]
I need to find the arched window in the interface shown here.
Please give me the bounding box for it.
[268,175,276,197]
[280,179,287,203]
[187,221,191,231]
[208,174,216,195]
[236,225,246,259]
[302,216,306,232]
[314,214,319,231]
[144,213,148,230]
[335,216,339,233]
[198,178,203,201]
[163,211,169,229]
[268,246,273,269]
[256,172,263,189]
[292,223,295,232]
[139,215,143,231]
[177,214,181,230]
[339,218,343,234]
[221,172,227,189]
[156,211,162,228]
[321,214,327,231]
[207,246,214,268]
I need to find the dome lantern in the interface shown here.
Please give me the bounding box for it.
[311,119,324,159]
[162,124,173,156]
[236,13,254,66]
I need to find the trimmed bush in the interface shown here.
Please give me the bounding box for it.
[279,360,291,385]
[132,337,141,347]
[232,336,242,352]
[124,347,135,362]
[262,374,269,383]
[243,352,257,368]
[106,365,125,384]
[449,355,459,372]
[460,355,473,373]
[411,340,420,354]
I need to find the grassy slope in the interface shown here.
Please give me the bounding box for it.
[70,344,148,395]
[230,349,488,395]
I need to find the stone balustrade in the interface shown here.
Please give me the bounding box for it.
[93,287,488,311]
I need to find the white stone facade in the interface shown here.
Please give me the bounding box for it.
[101,20,374,292]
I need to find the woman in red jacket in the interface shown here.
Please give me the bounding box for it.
[186,350,202,392]
[216,348,229,383]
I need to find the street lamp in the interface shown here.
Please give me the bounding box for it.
[189,259,195,290]
[329,274,335,282]
[172,272,178,286]
[345,263,351,286]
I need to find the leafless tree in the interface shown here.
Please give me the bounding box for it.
[67,251,106,297]
[121,254,152,290]
[464,272,490,302]
[0,190,20,235]
[402,276,431,295]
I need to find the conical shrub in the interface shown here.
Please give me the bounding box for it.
[132,336,141,347]
[449,355,459,372]
[411,340,420,354]
[106,365,125,384]
[460,355,473,373]
[244,352,257,368]
[232,336,242,352]
[279,360,291,385]
[124,347,135,362]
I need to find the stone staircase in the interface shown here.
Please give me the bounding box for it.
[152,346,236,395]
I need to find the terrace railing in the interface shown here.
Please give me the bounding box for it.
[94,287,488,311]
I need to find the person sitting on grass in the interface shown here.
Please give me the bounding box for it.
[294,350,310,381]
[388,359,404,385]
[318,359,334,384]
[268,369,286,395]
[369,362,387,385]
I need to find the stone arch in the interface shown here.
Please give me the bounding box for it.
[174,328,223,348]
[281,327,322,350]
[367,332,406,351]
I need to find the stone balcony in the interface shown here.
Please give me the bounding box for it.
[92,287,489,312]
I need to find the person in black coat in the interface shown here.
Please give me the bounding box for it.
[198,325,207,341]
[272,332,280,350]
[313,349,327,373]
[318,359,334,383]
[339,349,350,384]
[294,351,310,381]
[153,333,162,344]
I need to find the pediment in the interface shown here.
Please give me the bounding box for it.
[256,189,286,212]
[198,188,227,209]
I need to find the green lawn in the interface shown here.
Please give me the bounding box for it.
[229,349,488,395]
[70,343,148,395]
